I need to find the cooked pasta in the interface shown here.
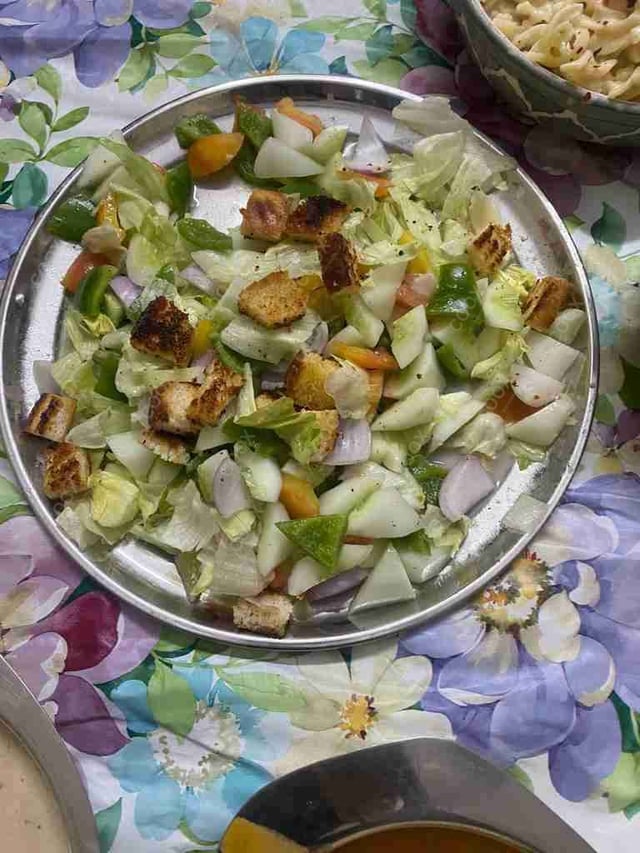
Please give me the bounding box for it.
[482,0,640,100]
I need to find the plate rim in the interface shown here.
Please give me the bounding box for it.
[0,74,599,649]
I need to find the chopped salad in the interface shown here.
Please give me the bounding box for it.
[24,96,586,639]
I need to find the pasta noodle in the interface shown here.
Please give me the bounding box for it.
[482,0,640,100]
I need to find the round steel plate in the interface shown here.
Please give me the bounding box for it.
[0,76,598,649]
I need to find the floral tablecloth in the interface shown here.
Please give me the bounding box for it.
[1,1,640,851]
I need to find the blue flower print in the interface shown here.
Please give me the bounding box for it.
[0,207,38,278]
[108,664,290,843]
[400,475,640,803]
[0,0,192,87]
[198,17,329,87]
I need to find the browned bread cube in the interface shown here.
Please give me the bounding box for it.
[524,275,573,331]
[285,195,349,242]
[140,428,190,465]
[149,381,201,436]
[131,296,193,366]
[25,393,76,443]
[240,189,289,242]
[308,409,339,462]
[468,223,512,276]
[238,271,309,329]
[187,358,244,427]
[233,592,293,638]
[318,232,360,292]
[285,352,338,411]
[43,442,90,499]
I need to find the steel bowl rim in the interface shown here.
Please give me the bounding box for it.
[454,0,640,119]
[0,74,599,649]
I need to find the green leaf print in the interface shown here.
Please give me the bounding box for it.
[335,21,379,41]
[170,54,216,78]
[364,0,387,20]
[18,102,48,150]
[591,202,626,251]
[290,0,307,15]
[52,107,90,133]
[603,753,640,813]
[154,624,197,656]
[594,394,616,426]
[352,57,407,86]
[218,669,310,712]
[366,24,395,65]
[611,693,640,754]
[12,163,48,209]
[400,0,417,29]
[296,16,352,34]
[620,357,640,411]
[148,660,196,737]
[190,1,211,18]
[0,474,26,511]
[96,798,122,853]
[157,33,204,58]
[119,48,154,92]
[45,137,99,167]
[34,63,62,103]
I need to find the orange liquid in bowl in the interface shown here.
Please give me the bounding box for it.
[332,824,524,852]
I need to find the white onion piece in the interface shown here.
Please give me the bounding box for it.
[261,361,289,390]
[308,588,359,614]
[405,272,436,302]
[192,349,214,370]
[506,396,575,447]
[428,449,463,471]
[525,330,579,380]
[439,455,494,522]
[510,362,564,408]
[33,360,59,394]
[272,110,313,150]
[306,321,329,354]
[109,275,142,307]
[254,138,324,178]
[344,116,390,174]
[324,419,371,466]
[180,264,213,292]
[213,457,251,518]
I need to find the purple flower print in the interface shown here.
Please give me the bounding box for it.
[401,473,640,802]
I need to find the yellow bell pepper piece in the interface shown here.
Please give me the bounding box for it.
[192,319,213,358]
[96,192,124,240]
[399,230,431,274]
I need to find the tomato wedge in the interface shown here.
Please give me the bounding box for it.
[329,343,399,371]
[61,250,111,294]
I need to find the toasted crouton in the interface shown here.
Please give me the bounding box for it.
[255,392,280,410]
[318,232,360,292]
[43,442,90,499]
[131,296,193,366]
[238,271,309,329]
[308,409,339,462]
[285,195,349,242]
[524,275,573,331]
[187,358,244,427]
[25,394,76,443]
[140,428,190,465]
[285,352,338,411]
[233,592,293,638]
[240,189,289,242]
[149,381,201,436]
[468,223,512,276]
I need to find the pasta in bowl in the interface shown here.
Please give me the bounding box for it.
[449,0,640,144]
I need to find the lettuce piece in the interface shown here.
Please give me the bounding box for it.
[440,219,469,259]
[422,504,468,553]
[442,147,513,222]
[370,432,407,472]
[471,332,527,390]
[410,132,466,204]
[51,352,96,396]
[508,439,547,470]
[448,412,507,457]
[390,187,441,251]
[217,509,256,542]
[65,309,105,359]
[89,470,139,528]
[343,460,424,510]
[57,505,100,549]
[66,409,130,449]
[115,343,199,399]
[482,265,533,331]
[126,209,189,286]
[325,362,370,419]
[99,138,169,204]
[234,398,322,465]
[195,533,266,597]
[237,363,256,418]
[127,278,179,322]
[160,480,219,552]
[112,183,155,230]
[359,240,416,267]
[193,243,320,286]
[69,497,132,545]
[393,97,469,138]
[317,153,377,213]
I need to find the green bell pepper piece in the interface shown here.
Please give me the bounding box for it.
[427,263,483,329]
[436,342,470,379]
[93,351,127,402]
[177,217,232,252]
[47,196,96,243]
[406,455,447,505]
[166,161,193,218]
[235,99,273,149]
[102,291,125,327]
[76,265,118,319]
[233,139,281,189]
[174,114,221,149]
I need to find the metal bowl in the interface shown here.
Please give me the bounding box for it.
[0,75,598,649]
[449,0,640,145]
[222,739,594,852]
[0,657,99,853]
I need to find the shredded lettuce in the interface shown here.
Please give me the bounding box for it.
[317,153,377,213]
[66,409,130,448]
[89,470,139,528]
[508,439,548,470]
[65,309,111,359]
[448,412,507,457]
[471,332,527,391]
[51,352,95,396]
[235,397,322,465]
[159,480,219,552]
[115,343,200,399]
[99,138,169,204]
[325,362,370,419]
[220,312,320,364]
[193,243,319,286]
[422,504,468,553]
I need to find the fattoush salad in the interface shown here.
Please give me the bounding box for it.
[24,96,586,638]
